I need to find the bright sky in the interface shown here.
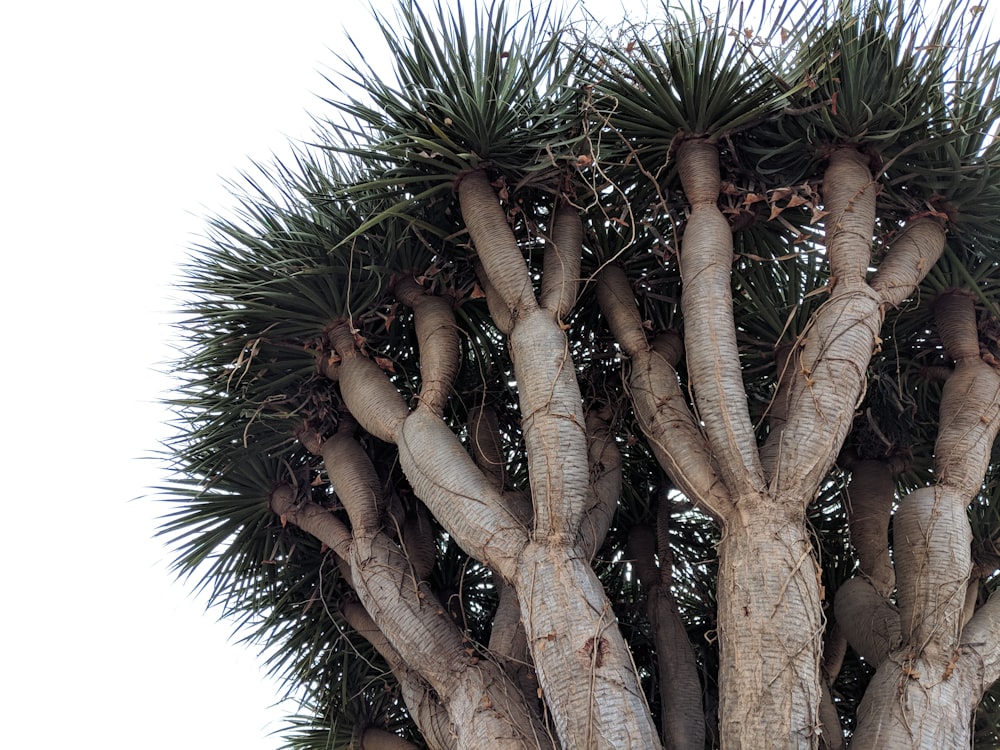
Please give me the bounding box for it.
[5,0,994,747]
[0,0,645,746]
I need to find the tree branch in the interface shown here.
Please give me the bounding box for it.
[540,202,583,320]
[676,138,765,496]
[394,276,461,416]
[597,265,730,520]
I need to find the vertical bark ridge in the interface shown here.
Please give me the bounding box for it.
[399,505,437,581]
[893,486,972,662]
[348,532,551,749]
[394,276,461,416]
[819,622,848,748]
[764,147,881,501]
[463,409,537,708]
[459,169,538,316]
[270,488,547,747]
[759,343,793,479]
[933,292,1000,495]
[269,484,353,558]
[473,259,515,335]
[468,404,508,490]
[960,588,1000,687]
[817,681,845,750]
[851,293,999,748]
[596,264,650,355]
[488,580,536,706]
[677,138,766,495]
[317,429,385,538]
[852,587,999,749]
[459,168,663,748]
[833,576,900,667]
[540,203,583,320]
[597,265,730,519]
[356,727,421,750]
[764,284,884,501]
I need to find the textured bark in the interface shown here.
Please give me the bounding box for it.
[269,484,352,558]
[933,293,1000,494]
[508,306,591,539]
[759,344,793,478]
[394,275,461,416]
[514,542,661,748]
[629,521,706,750]
[458,175,660,747]
[869,218,946,308]
[400,506,437,581]
[468,404,509,490]
[350,534,550,750]
[473,259,516,335]
[822,148,877,287]
[840,458,897,596]
[834,576,900,667]
[294,417,550,748]
[342,602,456,750]
[962,587,1000,687]
[398,406,527,581]
[540,203,583,320]
[489,580,536,704]
[716,501,824,749]
[894,486,972,663]
[579,409,621,559]
[764,282,884,500]
[330,322,410,443]
[850,656,977,750]
[851,588,1000,749]
[677,138,766,495]
[763,147,879,501]
[850,291,1000,747]
[357,727,421,750]
[597,265,730,519]
[317,429,386,537]
[763,165,942,504]
[458,169,537,315]
[817,680,845,750]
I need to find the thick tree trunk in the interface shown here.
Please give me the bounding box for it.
[716,500,824,748]
[514,542,661,749]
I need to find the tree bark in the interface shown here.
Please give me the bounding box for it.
[850,291,1000,748]
[716,500,825,748]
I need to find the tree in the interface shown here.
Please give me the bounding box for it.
[162,1,1000,747]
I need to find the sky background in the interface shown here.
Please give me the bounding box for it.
[4,0,995,747]
[0,0,645,746]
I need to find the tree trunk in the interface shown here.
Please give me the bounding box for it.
[716,500,824,748]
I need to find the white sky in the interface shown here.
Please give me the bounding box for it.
[0,0,644,746]
[3,0,994,747]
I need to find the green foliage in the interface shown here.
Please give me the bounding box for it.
[161,1,1000,747]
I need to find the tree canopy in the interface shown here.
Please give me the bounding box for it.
[162,1,1000,747]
